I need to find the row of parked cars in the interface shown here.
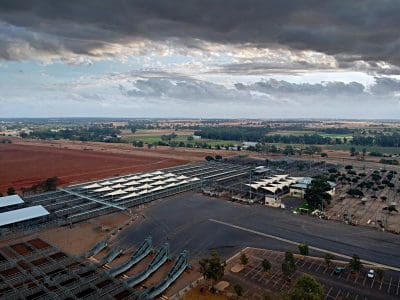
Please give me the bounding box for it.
[334,266,375,278]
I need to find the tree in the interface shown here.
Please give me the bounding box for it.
[287,274,324,300]
[324,253,335,268]
[282,251,296,278]
[304,177,332,210]
[298,243,309,256]
[205,155,214,161]
[199,250,226,287]
[376,269,384,281]
[240,253,248,265]
[320,152,328,158]
[348,254,362,272]
[262,259,271,273]
[7,187,16,195]
[347,188,364,198]
[234,284,243,298]
[45,177,59,191]
[215,154,222,160]
[350,147,357,156]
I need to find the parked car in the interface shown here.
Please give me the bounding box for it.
[367,269,375,279]
[334,266,345,275]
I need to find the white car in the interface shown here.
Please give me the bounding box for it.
[367,269,375,279]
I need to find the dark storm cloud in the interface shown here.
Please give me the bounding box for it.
[1,0,400,71]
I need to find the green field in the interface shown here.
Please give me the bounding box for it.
[319,133,353,140]
[324,144,400,155]
[122,133,400,155]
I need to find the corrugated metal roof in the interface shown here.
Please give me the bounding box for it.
[0,195,24,208]
[0,205,49,227]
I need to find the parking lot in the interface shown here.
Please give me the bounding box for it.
[226,248,400,300]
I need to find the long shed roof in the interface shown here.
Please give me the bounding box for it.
[0,205,49,227]
[0,195,24,208]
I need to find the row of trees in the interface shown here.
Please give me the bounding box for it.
[24,125,122,142]
[194,126,271,142]
[0,177,60,197]
[352,132,400,147]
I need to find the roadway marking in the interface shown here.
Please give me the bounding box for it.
[325,287,333,300]
[388,277,392,293]
[209,218,400,272]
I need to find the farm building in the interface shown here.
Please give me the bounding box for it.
[289,177,336,198]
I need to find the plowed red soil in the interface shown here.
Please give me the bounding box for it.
[0,143,189,191]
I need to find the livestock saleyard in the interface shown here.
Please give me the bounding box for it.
[0,161,251,237]
[0,236,190,300]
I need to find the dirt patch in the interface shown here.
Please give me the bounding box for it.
[28,238,50,250]
[182,285,230,300]
[0,142,189,191]
[10,243,33,256]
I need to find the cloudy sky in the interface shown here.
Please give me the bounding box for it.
[1,0,400,119]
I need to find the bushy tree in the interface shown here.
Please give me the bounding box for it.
[7,187,16,195]
[262,259,271,273]
[304,177,332,210]
[324,253,335,267]
[348,254,362,272]
[234,284,243,298]
[240,253,248,265]
[287,274,324,300]
[205,155,214,161]
[199,250,226,287]
[298,243,309,256]
[282,251,296,278]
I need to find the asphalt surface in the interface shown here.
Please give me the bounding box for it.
[115,192,400,268]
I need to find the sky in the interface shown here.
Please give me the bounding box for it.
[1,1,400,119]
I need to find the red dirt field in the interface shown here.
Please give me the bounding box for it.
[0,143,189,191]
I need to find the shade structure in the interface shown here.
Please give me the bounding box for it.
[140,173,153,178]
[118,192,139,200]
[137,189,148,195]
[111,178,128,184]
[176,175,188,180]
[164,173,176,178]
[151,171,164,175]
[151,175,164,180]
[100,181,113,186]
[123,187,138,192]
[82,183,102,189]
[124,181,140,186]
[150,186,164,192]
[164,177,178,183]
[0,195,24,208]
[140,183,154,189]
[138,178,153,183]
[0,205,49,227]
[126,175,141,180]
[177,180,189,185]
[164,183,177,188]
[94,186,114,192]
[151,180,166,186]
[103,189,127,197]
[111,183,125,189]
[189,177,200,182]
